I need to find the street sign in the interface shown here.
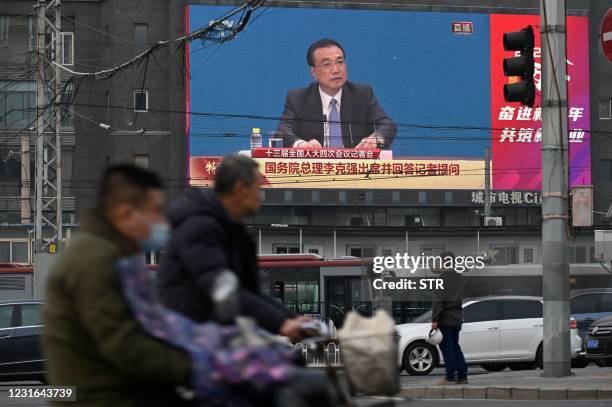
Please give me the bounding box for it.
[602,8,612,62]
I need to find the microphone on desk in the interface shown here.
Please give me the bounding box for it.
[323,114,329,148]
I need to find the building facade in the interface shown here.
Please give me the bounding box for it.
[0,0,186,263]
[0,1,610,313]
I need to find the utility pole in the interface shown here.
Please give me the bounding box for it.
[34,0,63,255]
[53,0,63,247]
[484,147,491,217]
[35,0,46,253]
[33,0,63,298]
[540,0,571,377]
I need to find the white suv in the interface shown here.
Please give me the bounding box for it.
[396,296,582,375]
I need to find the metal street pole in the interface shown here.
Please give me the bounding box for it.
[484,147,491,217]
[540,0,571,377]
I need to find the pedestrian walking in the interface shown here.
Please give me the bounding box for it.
[431,251,468,385]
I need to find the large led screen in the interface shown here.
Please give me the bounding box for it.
[187,6,590,190]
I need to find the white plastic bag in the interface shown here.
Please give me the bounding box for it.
[338,310,399,395]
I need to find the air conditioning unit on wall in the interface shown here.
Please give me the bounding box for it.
[485,216,503,227]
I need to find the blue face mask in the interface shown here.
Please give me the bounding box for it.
[139,222,170,252]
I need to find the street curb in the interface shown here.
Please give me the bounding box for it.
[568,389,597,400]
[511,387,539,400]
[401,386,612,400]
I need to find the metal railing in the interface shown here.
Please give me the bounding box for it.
[295,341,343,367]
[282,301,324,315]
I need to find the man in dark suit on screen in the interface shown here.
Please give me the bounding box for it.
[277,38,397,149]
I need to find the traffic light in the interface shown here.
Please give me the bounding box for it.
[503,26,535,106]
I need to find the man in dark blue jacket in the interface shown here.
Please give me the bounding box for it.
[431,251,468,385]
[157,155,308,342]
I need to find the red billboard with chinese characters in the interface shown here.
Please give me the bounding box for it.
[490,14,591,190]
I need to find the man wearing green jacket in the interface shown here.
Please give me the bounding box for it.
[43,165,192,406]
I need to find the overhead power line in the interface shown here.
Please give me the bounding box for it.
[50,0,265,80]
[66,101,612,139]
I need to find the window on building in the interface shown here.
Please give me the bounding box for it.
[491,245,518,265]
[134,90,148,112]
[134,154,149,168]
[387,208,419,226]
[0,149,23,188]
[0,81,35,128]
[601,159,612,182]
[290,207,309,225]
[0,242,9,262]
[60,81,74,128]
[421,244,445,257]
[284,282,318,305]
[0,211,20,224]
[60,32,74,65]
[523,248,535,263]
[373,209,386,225]
[346,245,375,258]
[0,15,8,61]
[133,23,148,46]
[62,211,75,226]
[337,208,384,227]
[568,246,587,264]
[420,208,441,226]
[273,244,300,254]
[418,191,427,204]
[304,245,323,256]
[277,281,319,313]
[444,191,453,204]
[589,246,599,263]
[516,208,529,225]
[405,215,423,226]
[359,209,374,226]
[528,208,542,225]
[599,98,611,120]
[350,217,364,226]
[12,241,28,263]
[253,206,288,224]
[442,207,475,227]
[495,208,515,225]
[0,240,29,263]
[0,15,35,64]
